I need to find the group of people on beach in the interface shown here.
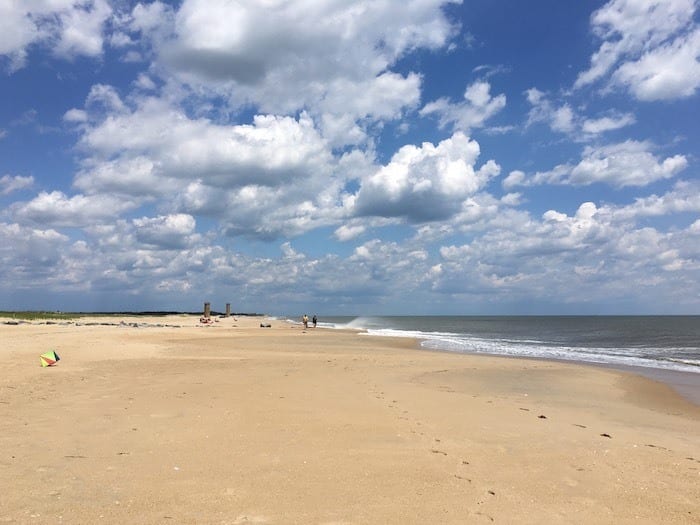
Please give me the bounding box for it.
[302,314,317,329]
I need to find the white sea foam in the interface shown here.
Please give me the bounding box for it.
[292,315,700,375]
[358,326,700,374]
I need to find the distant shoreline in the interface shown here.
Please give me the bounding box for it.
[0,310,266,319]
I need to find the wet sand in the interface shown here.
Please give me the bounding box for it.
[1,315,698,524]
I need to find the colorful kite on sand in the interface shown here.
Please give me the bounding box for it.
[40,350,60,367]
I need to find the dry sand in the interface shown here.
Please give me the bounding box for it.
[1,314,698,524]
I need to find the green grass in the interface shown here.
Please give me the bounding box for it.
[0,311,83,321]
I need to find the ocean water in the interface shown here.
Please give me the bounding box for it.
[313,316,700,375]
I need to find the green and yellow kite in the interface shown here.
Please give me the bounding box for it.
[40,350,60,367]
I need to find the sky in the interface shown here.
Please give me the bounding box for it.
[0,0,699,315]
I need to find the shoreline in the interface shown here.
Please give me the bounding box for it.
[417,342,700,408]
[598,363,700,406]
[415,340,700,407]
[313,320,700,408]
[1,314,698,523]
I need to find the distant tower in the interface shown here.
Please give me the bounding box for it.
[226,303,231,317]
[203,302,211,319]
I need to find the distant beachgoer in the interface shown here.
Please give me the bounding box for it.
[302,314,308,329]
[312,315,317,328]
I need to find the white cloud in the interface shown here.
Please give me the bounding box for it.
[502,170,525,191]
[63,108,88,123]
[420,81,507,132]
[73,156,174,198]
[518,141,688,188]
[52,0,112,59]
[430,186,700,306]
[0,0,112,71]
[109,31,133,48]
[0,223,70,279]
[334,223,367,242]
[526,88,635,138]
[581,113,636,134]
[133,73,156,91]
[133,214,198,249]
[67,91,349,238]
[160,0,455,85]
[609,180,700,221]
[575,0,699,100]
[611,27,700,100]
[569,142,687,187]
[319,71,422,146]
[2,180,700,311]
[74,94,333,188]
[84,83,128,115]
[129,1,174,35]
[0,175,34,195]
[11,191,138,228]
[126,0,459,138]
[501,192,522,206]
[0,3,38,70]
[352,132,500,222]
[3,0,699,314]
[550,105,575,133]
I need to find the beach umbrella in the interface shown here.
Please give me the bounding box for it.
[40,350,60,367]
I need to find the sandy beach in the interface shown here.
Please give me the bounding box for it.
[1,315,698,524]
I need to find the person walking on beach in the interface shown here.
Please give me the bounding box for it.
[302,314,308,329]
[312,315,317,328]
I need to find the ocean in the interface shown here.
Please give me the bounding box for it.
[311,315,700,375]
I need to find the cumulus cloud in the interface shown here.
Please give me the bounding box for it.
[611,27,700,100]
[73,93,333,188]
[318,71,422,146]
[575,0,699,100]
[566,141,687,187]
[0,0,112,71]
[129,1,174,35]
[52,0,112,59]
[502,170,526,190]
[73,156,173,198]
[610,180,700,221]
[2,180,700,311]
[133,214,198,249]
[526,88,636,138]
[11,191,138,228]
[0,175,34,195]
[334,223,367,242]
[0,222,68,254]
[581,113,636,134]
[0,223,71,284]
[120,0,459,143]
[158,0,456,84]
[431,185,700,306]
[0,4,38,70]
[66,88,349,238]
[2,0,698,314]
[420,81,507,132]
[510,140,688,189]
[352,132,500,222]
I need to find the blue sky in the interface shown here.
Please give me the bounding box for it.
[1,0,699,315]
